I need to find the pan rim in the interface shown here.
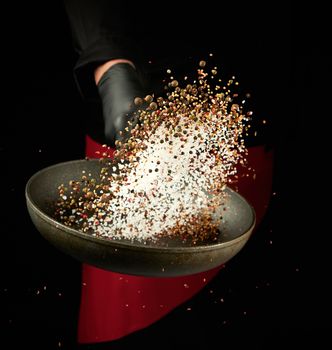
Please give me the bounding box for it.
[25,159,256,253]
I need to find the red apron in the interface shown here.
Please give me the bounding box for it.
[78,135,274,343]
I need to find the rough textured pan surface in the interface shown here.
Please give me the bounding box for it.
[25,159,255,277]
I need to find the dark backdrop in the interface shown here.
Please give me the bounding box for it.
[1,1,331,349]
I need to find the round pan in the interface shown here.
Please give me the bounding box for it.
[25,159,255,277]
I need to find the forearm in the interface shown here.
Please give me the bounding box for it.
[63,0,123,53]
[94,59,135,85]
[63,0,137,97]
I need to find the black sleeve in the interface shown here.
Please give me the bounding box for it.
[63,0,139,98]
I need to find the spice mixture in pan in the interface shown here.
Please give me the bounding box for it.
[55,60,251,243]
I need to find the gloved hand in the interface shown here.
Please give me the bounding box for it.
[97,62,145,146]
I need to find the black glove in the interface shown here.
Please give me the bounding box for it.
[97,63,145,146]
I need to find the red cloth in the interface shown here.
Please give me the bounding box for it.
[78,135,274,344]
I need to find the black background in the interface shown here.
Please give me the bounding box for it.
[1,1,331,349]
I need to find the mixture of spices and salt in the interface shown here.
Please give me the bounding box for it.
[55,60,251,243]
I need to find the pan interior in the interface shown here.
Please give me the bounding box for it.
[26,159,254,249]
